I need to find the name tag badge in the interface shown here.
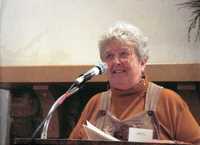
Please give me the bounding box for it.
[128,127,153,142]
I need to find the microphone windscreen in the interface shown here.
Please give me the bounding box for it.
[96,63,107,74]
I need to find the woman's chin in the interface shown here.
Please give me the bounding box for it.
[110,81,132,90]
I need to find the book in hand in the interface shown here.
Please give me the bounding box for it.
[83,121,120,141]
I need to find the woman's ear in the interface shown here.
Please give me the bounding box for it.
[140,56,148,71]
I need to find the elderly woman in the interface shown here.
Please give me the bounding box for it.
[69,22,200,144]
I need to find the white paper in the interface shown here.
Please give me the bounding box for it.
[83,121,120,141]
[128,127,153,142]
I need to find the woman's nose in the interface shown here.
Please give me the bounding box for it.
[112,56,121,64]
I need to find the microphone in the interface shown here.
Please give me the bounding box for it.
[74,63,107,86]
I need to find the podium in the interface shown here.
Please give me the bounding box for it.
[13,138,191,145]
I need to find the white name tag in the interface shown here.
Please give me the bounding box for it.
[128,127,153,142]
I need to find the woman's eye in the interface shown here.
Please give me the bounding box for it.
[105,54,113,60]
[120,51,129,58]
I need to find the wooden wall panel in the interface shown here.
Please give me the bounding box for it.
[0,64,200,83]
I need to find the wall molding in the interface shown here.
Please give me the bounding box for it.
[0,64,200,83]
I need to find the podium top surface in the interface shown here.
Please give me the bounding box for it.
[13,138,191,145]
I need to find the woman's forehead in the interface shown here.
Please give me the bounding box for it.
[103,39,137,52]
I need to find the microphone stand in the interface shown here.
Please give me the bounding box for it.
[31,84,80,139]
[31,63,107,139]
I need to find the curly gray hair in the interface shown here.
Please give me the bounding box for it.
[99,22,149,62]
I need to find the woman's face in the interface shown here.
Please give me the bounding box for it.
[102,39,146,90]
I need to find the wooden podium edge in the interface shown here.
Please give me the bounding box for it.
[13,138,191,145]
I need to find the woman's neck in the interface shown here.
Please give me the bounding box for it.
[110,79,148,118]
[111,79,147,97]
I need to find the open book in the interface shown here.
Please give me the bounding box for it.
[83,121,120,141]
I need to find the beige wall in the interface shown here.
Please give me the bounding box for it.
[0,0,200,66]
